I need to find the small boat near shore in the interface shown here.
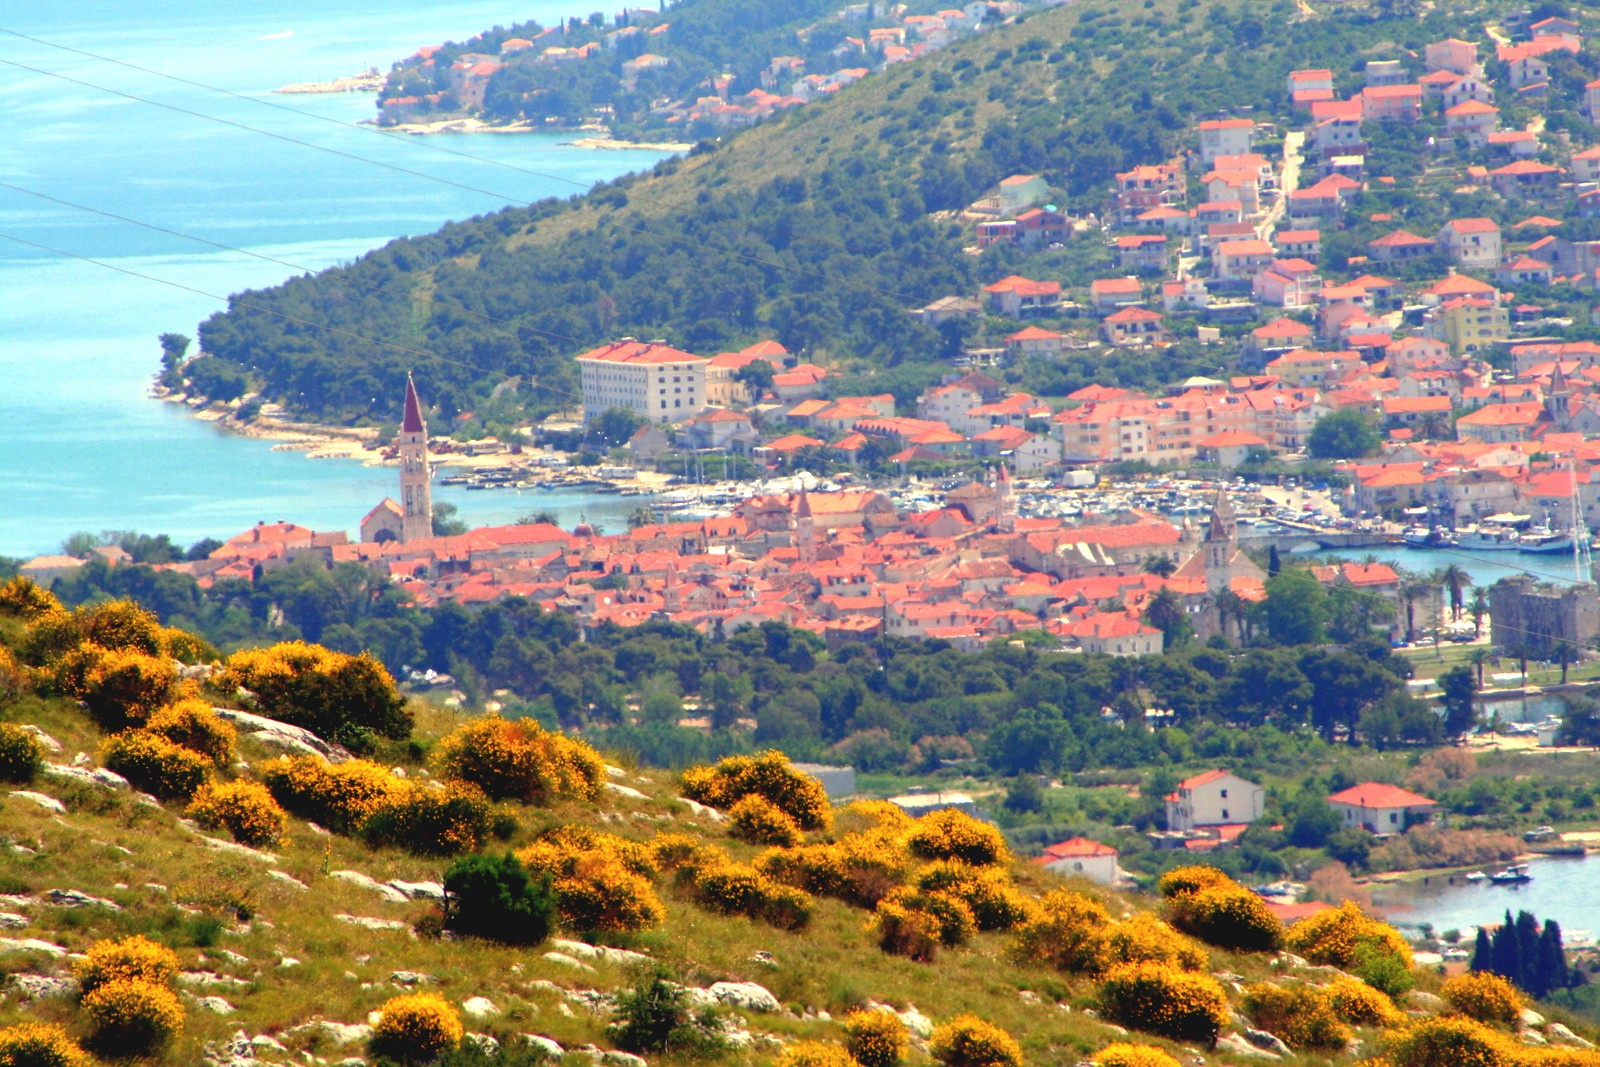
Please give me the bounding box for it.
[1489,863,1532,885]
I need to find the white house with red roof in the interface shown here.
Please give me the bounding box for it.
[1038,837,1119,886]
[1165,770,1264,831]
[577,339,709,423]
[1327,782,1437,833]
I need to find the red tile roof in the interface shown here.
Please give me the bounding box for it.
[1327,782,1436,809]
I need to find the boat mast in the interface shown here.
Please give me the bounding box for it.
[1572,452,1587,583]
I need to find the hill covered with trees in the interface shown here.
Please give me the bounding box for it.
[182,0,1473,429]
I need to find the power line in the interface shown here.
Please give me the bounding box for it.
[0,229,584,406]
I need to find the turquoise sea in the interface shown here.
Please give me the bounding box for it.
[0,0,670,556]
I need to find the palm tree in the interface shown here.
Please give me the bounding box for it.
[1467,646,1492,689]
[1215,588,1246,645]
[1438,564,1470,621]
[1397,569,1434,642]
[1468,585,1490,639]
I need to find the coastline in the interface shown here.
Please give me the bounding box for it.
[365,115,690,151]
[274,71,384,94]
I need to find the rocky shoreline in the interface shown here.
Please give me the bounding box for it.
[365,116,690,151]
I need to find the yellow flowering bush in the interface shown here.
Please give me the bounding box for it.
[680,750,832,830]
[837,799,914,834]
[650,831,719,874]
[0,1022,93,1067]
[929,1015,1024,1067]
[690,857,813,931]
[1441,973,1525,1028]
[873,885,976,955]
[260,755,402,833]
[872,891,943,961]
[188,780,287,847]
[778,1042,859,1067]
[1167,885,1284,952]
[1326,976,1404,1028]
[843,1010,908,1067]
[1157,865,1235,899]
[20,612,84,673]
[75,647,177,730]
[431,714,604,804]
[0,576,62,621]
[1385,1017,1517,1067]
[0,647,27,704]
[0,723,44,785]
[74,934,180,995]
[82,979,184,1055]
[1098,962,1231,1044]
[102,730,210,799]
[147,698,237,766]
[1012,889,1113,973]
[1103,912,1209,973]
[758,830,911,908]
[905,809,1009,866]
[78,599,166,656]
[1244,983,1351,1051]
[729,793,804,846]
[219,641,410,749]
[914,860,1033,931]
[540,825,658,878]
[518,837,665,933]
[1284,901,1413,970]
[362,782,498,856]
[160,625,217,665]
[1093,1043,1182,1067]
[369,992,464,1065]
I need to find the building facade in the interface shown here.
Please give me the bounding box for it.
[577,339,710,423]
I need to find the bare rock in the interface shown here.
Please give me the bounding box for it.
[391,970,437,986]
[605,782,648,801]
[331,870,408,903]
[18,726,62,753]
[278,957,301,969]
[266,870,307,890]
[604,1052,648,1067]
[42,764,128,791]
[180,971,251,990]
[0,912,28,929]
[195,995,237,1015]
[543,951,597,973]
[0,938,67,957]
[45,888,119,910]
[1520,1009,1547,1029]
[606,765,628,779]
[286,1020,372,1045]
[210,708,351,762]
[1547,1024,1596,1050]
[676,797,725,822]
[334,914,410,932]
[8,973,77,998]
[217,949,250,967]
[702,982,781,1013]
[1521,1031,1549,1047]
[550,939,652,967]
[1407,990,1447,1012]
[1245,1028,1292,1056]
[1269,953,1309,970]
[466,1034,499,1055]
[21,778,72,809]
[523,1035,565,1058]
[387,880,444,901]
[1216,1033,1280,1059]
[462,996,499,1019]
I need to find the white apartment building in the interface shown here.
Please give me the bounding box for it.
[577,339,709,424]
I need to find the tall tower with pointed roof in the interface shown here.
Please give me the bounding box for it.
[795,488,818,564]
[1203,488,1237,595]
[995,462,1016,534]
[1548,362,1572,429]
[399,376,433,543]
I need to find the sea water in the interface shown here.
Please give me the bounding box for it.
[0,0,671,556]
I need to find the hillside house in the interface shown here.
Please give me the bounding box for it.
[1214,239,1275,280]
[1328,783,1437,833]
[1115,234,1169,272]
[1006,325,1067,358]
[1360,84,1422,122]
[997,174,1049,216]
[1090,276,1144,313]
[1444,100,1499,144]
[1425,38,1478,75]
[1437,218,1502,268]
[1101,307,1169,346]
[1197,118,1253,164]
[1274,228,1321,260]
[982,275,1062,317]
[1367,229,1437,263]
[1039,837,1119,885]
[1165,770,1264,831]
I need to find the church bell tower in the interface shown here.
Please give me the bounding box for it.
[399,375,433,542]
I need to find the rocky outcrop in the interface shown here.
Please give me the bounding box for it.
[210,708,351,762]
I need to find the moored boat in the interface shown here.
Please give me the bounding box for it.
[1459,525,1523,551]
[1489,863,1532,885]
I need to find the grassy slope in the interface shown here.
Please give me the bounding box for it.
[2,687,1427,1067]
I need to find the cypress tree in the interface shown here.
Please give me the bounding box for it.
[1472,926,1494,973]
[1516,911,1541,992]
[1492,910,1519,981]
[1538,920,1568,995]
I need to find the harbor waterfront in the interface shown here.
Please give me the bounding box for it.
[0,0,671,556]
[1372,853,1600,945]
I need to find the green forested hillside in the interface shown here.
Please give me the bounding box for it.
[191,0,1484,425]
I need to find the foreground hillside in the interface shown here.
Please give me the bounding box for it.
[2,577,1597,1067]
[186,0,1475,426]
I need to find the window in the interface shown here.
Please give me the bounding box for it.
[1220,789,1228,798]
[1221,808,1229,820]
[1390,812,1399,824]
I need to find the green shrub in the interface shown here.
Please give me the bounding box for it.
[369,993,463,1065]
[82,979,184,1056]
[442,852,556,946]
[0,724,44,784]
[78,600,165,656]
[101,731,209,800]
[611,973,723,1056]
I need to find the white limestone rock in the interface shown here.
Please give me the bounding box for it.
[266,870,308,890]
[196,995,236,1015]
[550,939,652,967]
[703,982,781,1013]
[0,938,67,957]
[334,914,410,932]
[462,996,500,1019]
[0,912,28,929]
[45,888,119,910]
[331,870,408,903]
[543,951,597,973]
[387,880,444,901]
[523,1035,565,1058]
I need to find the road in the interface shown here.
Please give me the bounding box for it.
[1261,129,1306,235]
